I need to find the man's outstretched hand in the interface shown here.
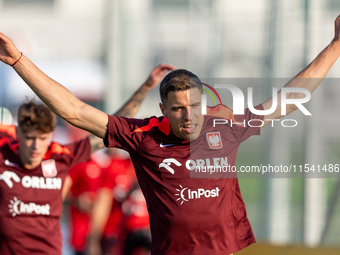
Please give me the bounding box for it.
[143,63,176,89]
[332,15,340,45]
[0,33,21,66]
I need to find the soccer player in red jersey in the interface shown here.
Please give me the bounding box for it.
[86,149,151,255]
[1,15,340,254]
[65,150,150,255]
[0,63,174,255]
[65,158,104,254]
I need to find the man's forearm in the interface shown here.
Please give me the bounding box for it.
[13,56,79,120]
[284,15,340,92]
[12,55,108,138]
[113,84,152,118]
[112,63,175,118]
[286,40,340,91]
[262,16,340,126]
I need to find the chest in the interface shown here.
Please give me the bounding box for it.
[0,155,68,204]
[135,128,241,180]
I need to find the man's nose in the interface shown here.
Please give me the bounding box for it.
[31,139,39,149]
[183,107,191,120]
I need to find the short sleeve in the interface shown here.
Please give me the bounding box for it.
[103,115,151,154]
[234,104,264,143]
[0,124,17,142]
[65,137,91,168]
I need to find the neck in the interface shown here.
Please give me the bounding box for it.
[23,161,40,170]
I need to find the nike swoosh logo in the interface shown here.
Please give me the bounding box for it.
[160,143,175,148]
[4,159,20,167]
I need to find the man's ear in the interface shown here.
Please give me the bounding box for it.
[159,103,167,118]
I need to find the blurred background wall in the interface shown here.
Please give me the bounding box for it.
[1,0,340,253]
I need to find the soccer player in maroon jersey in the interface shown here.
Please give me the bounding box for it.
[0,101,91,255]
[0,63,174,255]
[1,15,340,254]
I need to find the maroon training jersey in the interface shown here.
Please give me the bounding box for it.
[104,104,264,255]
[0,124,91,255]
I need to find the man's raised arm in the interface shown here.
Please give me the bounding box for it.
[0,32,174,138]
[112,63,175,118]
[0,33,107,138]
[261,15,340,127]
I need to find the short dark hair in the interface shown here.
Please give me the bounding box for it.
[17,99,56,134]
[159,69,203,103]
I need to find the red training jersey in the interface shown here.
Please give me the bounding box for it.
[101,157,149,237]
[67,159,103,251]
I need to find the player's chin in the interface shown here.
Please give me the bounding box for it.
[181,127,202,141]
[30,155,43,163]
[184,132,200,141]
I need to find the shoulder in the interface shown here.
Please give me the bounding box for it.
[0,124,17,140]
[0,125,19,153]
[206,104,264,124]
[130,116,170,136]
[43,142,72,160]
[108,115,171,136]
[206,105,235,120]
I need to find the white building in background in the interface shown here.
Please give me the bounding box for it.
[0,0,107,107]
[1,0,338,113]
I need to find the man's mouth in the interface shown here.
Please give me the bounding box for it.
[31,152,40,158]
[182,124,197,133]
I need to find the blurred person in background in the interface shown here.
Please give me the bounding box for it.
[1,14,340,255]
[120,184,150,255]
[65,147,150,255]
[85,148,150,255]
[0,63,174,255]
[0,100,91,255]
[64,157,103,255]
